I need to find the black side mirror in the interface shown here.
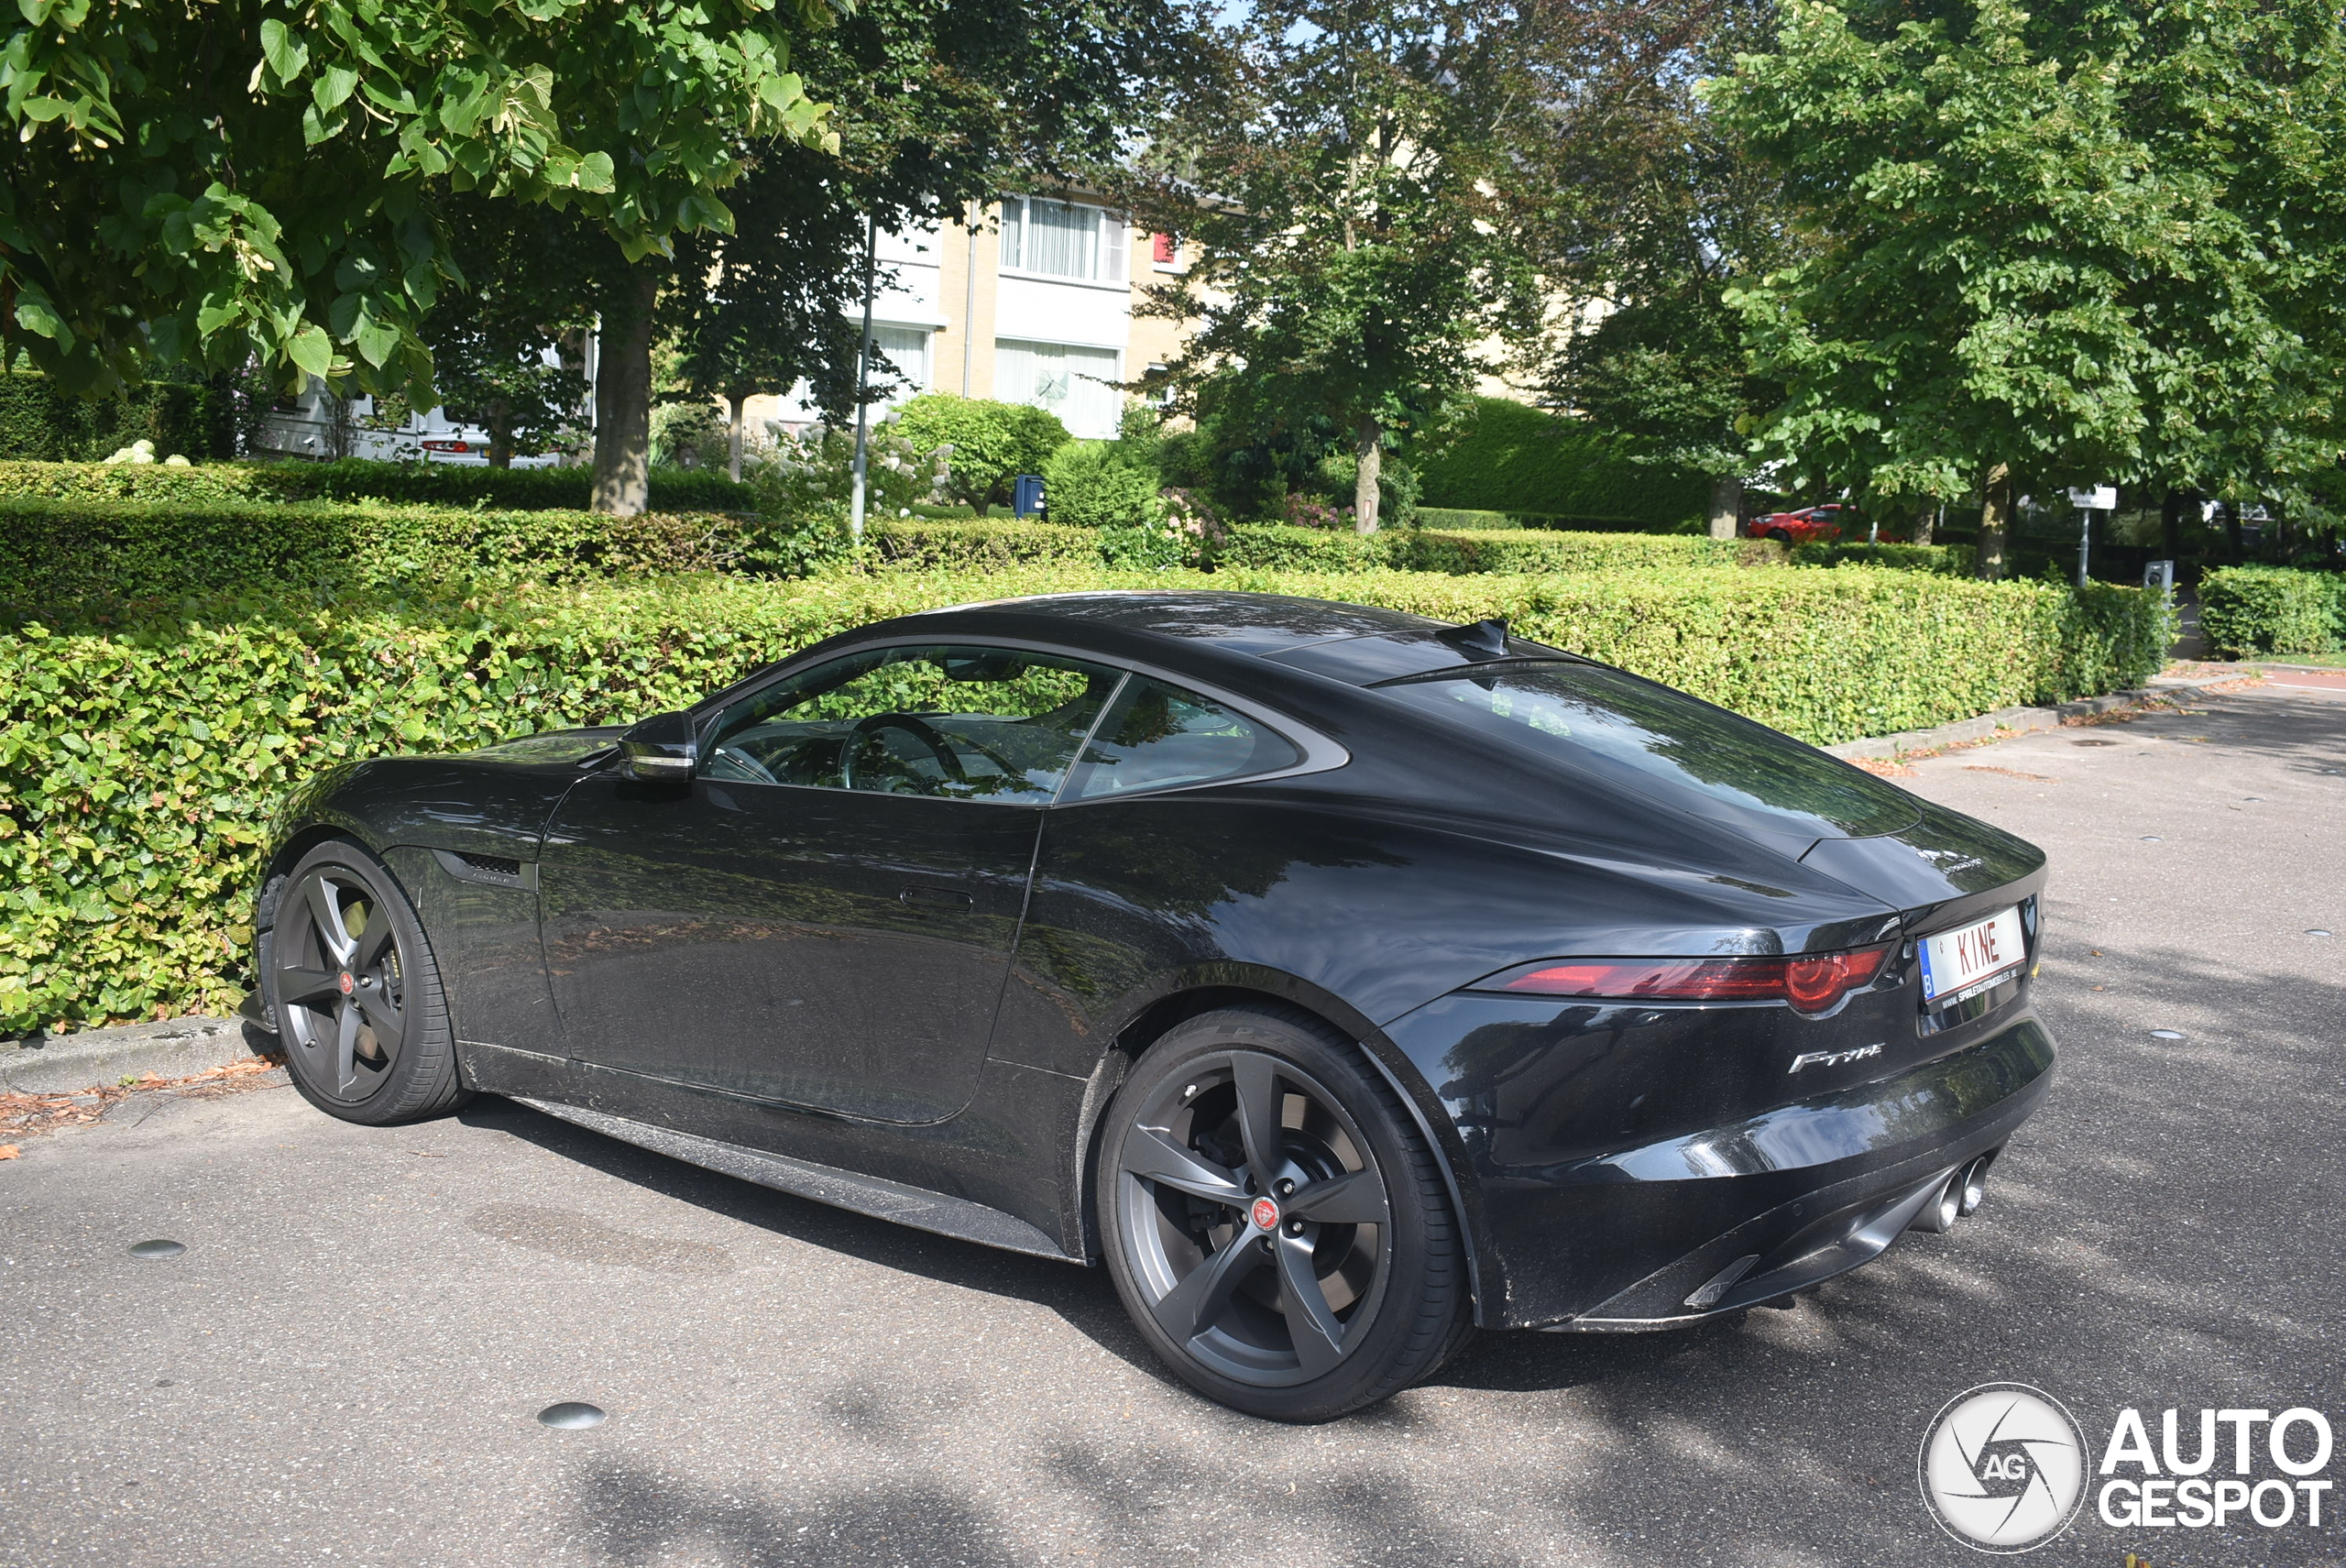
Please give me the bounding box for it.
[619,710,698,782]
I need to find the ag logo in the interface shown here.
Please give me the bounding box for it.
[1919,1383,2088,1552]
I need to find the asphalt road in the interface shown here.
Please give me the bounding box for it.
[4,683,2341,1568]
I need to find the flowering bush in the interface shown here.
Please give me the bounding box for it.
[749,418,953,522]
[1284,492,1356,530]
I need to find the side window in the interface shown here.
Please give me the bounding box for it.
[1070,677,1301,800]
[703,644,1124,803]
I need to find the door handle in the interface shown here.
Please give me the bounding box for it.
[899,885,974,909]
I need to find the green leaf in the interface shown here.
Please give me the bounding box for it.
[258,18,308,86]
[312,64,359,113]
[286,323,333,378]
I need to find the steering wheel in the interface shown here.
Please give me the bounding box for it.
[839,713,968,794]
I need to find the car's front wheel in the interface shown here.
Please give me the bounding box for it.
[1097,1006,1473,1421]
[262,839,469,1126]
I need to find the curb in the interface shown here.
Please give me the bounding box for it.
[0,1015,272,1096]
[1821,671,2253,763]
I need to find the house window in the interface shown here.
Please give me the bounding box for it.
[1151,232,1177,265]
[998,198,1128,284]
[870,324,932,402]
[994,339,1122,439]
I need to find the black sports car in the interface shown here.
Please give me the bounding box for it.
[250,591,2055,1420]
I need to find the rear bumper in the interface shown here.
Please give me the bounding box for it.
[1384,999,2055,1329]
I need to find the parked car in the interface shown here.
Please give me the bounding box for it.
[249,592,2055,1421]
[1748,504,1857,545]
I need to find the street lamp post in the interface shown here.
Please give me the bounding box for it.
[849,214,879,546]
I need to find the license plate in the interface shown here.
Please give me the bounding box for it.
[1918,905,2025,1005]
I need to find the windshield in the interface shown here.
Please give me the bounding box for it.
[1376,662,1919,839]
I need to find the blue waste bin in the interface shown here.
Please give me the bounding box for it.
[1012,474,1047,519]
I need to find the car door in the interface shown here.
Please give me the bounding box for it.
[536,642,1124,1124]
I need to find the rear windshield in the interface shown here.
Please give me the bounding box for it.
[1376,662,1919,839]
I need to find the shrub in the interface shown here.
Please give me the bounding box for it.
[1792,541,1976,575]
[0,456,753,512]
[0,368,240,463]
[866,517,1105,572]
[0,499,762,601]
[892,394,1071,512]
[2198,565,2346,657]
[750,420,952,523]
[1412,397,1711,528]
[1214,523,1781,574]
[1040,441,1165,529]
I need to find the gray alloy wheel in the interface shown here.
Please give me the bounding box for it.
[1098,1006,1472,1421]
[265,840,468,1126]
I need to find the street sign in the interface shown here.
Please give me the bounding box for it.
[2067,486,2117,511]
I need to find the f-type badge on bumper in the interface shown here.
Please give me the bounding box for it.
[1789,1041,1884,1074]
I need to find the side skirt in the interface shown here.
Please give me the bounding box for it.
[504,1089,1081,1265]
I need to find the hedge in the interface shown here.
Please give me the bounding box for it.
[1792,541,1976,576]
[1,565,2171,1035]
[0,499,760,601]
[0,370,238,463]
[1417,506,1662,532]
[0,457,753,513]
[1219,522,1782,574]
[1413,397,1710,528]
[2198,565,2346,657]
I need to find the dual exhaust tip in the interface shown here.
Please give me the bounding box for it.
[1910,1150,1996,1234]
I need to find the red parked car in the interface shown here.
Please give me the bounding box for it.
[1747,504,1856,545]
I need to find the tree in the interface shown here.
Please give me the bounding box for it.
[419,199,592,468]
[1711,0,2346,576]
[572,0,1178,510]
[0,0,837,417]
[665,148,866,482]
[1518,1,1787,539]
[1127,0,1539,532]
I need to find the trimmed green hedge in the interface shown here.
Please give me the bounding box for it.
[0,457,752,513]
[1792,541,1976,576]
[0,499,760,600]
[866,516,1105,571]
[2198,565,2346,657]
[1414,397,1710,528]
[1,564,2172,1034]
[1219,522,1782,574]
[0,371,238,463]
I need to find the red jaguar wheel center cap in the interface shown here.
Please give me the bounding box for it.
[1251,1197,1280,1231]
[337,971,355,995]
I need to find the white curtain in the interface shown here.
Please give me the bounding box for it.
[872,325,929,404]
[994,339,1122,438]
[996,199,1126,283]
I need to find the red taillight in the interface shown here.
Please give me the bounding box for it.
[1491,945,1890,1014]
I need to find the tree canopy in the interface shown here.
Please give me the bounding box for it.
[1128,0,1543,532]
[0,0,837,399]
[1711,0,2346,567]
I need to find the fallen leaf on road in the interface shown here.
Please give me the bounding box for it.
[0,1145,18,1160]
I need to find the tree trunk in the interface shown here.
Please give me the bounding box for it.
[2224,501,2245,562]
[1913,501,1935,546]
[727,392,747,484]
[1353,412,1381,535]
[592,268,659,516]
[1977,464,2012,580]
[2160,487,2187,563]
[486,398,514,469]
[1706,474,1740,541]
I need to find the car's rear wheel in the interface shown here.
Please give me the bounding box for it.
[1097,1005,1472,1421]
[264,839,469,1126]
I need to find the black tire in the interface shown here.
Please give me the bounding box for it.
[1096,1004,1473,1421]
[262,839,470,1126]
